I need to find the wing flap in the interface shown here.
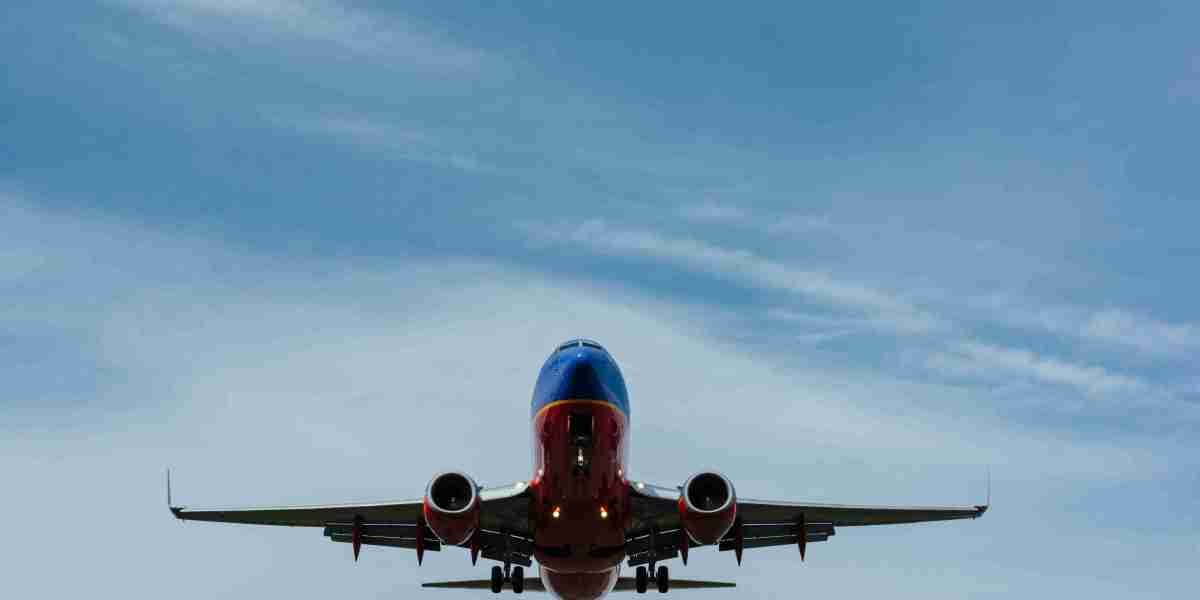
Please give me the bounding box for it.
[329,533,443,551]
[323,522,430,538]
[422,578,545,591]
[722,521,835,540]
[737,500,987,526]
[613,578,735,591]
[718,534,830,552]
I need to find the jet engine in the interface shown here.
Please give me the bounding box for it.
[677,471,737,545]
[423,471,480,546]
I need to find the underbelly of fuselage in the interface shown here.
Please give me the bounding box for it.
[530,399,630,577]
[539,567,621,600]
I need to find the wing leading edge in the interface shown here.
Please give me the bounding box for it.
[627,480,986,563]
[168,472,533,564]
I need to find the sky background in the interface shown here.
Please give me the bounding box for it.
[2,2,1198,598]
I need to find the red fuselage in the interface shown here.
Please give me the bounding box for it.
[528,341,632,600]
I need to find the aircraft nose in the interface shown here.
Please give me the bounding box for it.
[561,355,608,401]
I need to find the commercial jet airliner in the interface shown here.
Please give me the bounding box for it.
[169,338,987,599]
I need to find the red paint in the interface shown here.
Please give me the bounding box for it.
[677,473,737,545]
[530,400,629,599]
[423,494,480,546]
[677,494,736,545]
[539,569,620,600]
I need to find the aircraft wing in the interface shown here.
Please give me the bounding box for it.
[626,481,986,565]
[422,578,734,592]
[168,474,533,564]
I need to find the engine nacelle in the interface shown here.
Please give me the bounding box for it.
[423,471,481,546]
[677,471,737,545]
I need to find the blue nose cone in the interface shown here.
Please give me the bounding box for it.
[531,341,630,417]
[560,354,610,401]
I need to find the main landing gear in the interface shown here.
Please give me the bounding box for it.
[490,564,525,594]
[634,565,670,594]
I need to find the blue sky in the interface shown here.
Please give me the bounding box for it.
[2,2,1197,598]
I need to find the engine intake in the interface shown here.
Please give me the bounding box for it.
[423,471,480,546]
[678,471,736,545]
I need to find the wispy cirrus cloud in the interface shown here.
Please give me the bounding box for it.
[521,219,943,335]
[976,295,1200,358]
[927,341,1149,397]
[284,114,499,173]
[114,0,485,70]
[678,202,1200,362]
[677,201,836,235]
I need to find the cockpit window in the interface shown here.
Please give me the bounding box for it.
[556,339,606,352]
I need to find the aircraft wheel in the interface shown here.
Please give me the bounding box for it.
[491,566,504,593]
[512,566,525,594]
[635,566,648,593]
[656,566,669,593]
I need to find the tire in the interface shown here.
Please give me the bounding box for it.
[512,566,525,594]
[635,566,648,594]
[656,566,669,593]
[491,565,504,594]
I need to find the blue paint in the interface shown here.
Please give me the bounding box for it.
[531,339,630,417]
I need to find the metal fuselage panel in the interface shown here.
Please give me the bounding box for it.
[529,342,631,600]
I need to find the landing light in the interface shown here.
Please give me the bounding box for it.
[599,506,608,519]
[552,506,561,519]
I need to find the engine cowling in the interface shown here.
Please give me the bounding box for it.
[677,471,737,545]
[423,471,481,546]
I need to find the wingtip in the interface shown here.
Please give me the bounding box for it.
[976,468,991,518]
[166,468,184,518]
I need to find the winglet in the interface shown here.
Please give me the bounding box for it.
[167,469,183,518]
[973,468,991,518]
[986,468,991,507]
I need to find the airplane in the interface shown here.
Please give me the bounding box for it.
[169,338,987,599]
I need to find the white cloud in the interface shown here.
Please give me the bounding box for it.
[3,195,1196,599]
[284,114,498,173]
[977,295,1200,358]
[522,219,943,335]
[1080,308,1200,356]
[676,202,837,235]
[116,0,484,70]
[929,341,1148,397]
